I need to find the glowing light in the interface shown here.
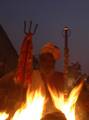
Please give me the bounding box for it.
[11,88,45,120]
[0,112,9,120]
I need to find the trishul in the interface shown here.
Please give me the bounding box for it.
[16,21,38,86]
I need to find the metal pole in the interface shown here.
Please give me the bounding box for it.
[64,26,70,91]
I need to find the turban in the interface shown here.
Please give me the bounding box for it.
[40,42,61,60]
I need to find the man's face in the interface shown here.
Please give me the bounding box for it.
[39,53,55,71]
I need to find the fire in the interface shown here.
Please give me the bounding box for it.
[11,88,45,120]
[48,81,83,120]
[0,112,9,120]
[0,81,83,120]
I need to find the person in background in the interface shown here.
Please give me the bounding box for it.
[31,42,65,115]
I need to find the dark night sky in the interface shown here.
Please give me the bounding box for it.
[0,0,89,73]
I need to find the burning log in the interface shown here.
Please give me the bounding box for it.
[41,111,66,120]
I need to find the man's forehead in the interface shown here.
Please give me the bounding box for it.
[40,53,54,58]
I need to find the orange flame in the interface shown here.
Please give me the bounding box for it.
[48,81,83,120]
[11,88,45,120]
[0,112,9,120]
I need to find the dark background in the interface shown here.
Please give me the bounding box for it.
[0,0,89,73]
